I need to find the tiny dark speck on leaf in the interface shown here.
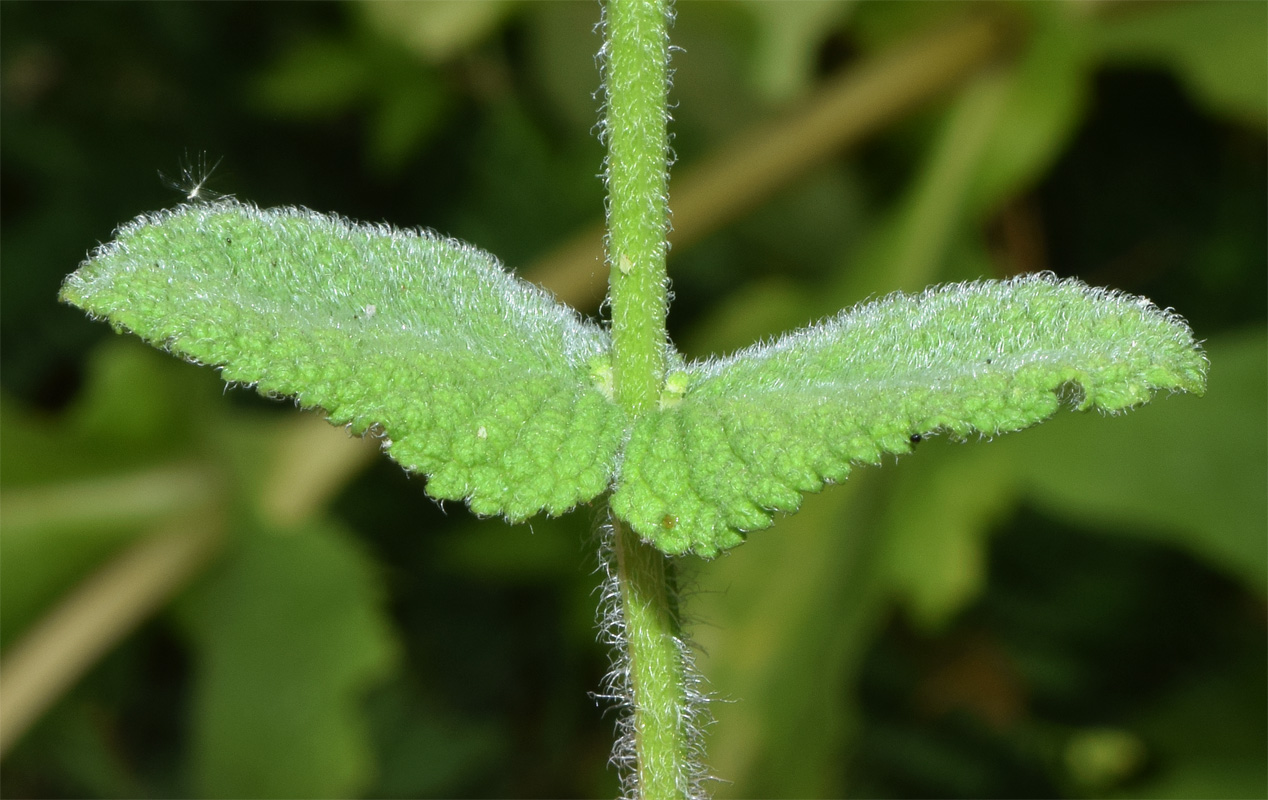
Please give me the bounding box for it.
[910,433,922,444]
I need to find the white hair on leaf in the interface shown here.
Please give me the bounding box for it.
[159,150,231,203]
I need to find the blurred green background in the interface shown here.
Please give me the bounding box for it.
[2,1,1264,797]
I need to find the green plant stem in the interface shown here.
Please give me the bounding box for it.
[604,0,670,414]
[601,0,695,796]
[527,14,1005,309]
[612,517,692,799]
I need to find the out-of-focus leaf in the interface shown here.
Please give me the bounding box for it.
[834,70,1009,303]
[847,0,973,54]
[178,518,397,799]
[1,339,214,485]
[0,470,210,653]
[432,515,581,583]
[1115,644,1267,799]
[0,340,218,651]
[367,75,448,175]
[1063,727,1148,795]
[677,168,868,359]
[963,7,1089,219]
[365,678,506,798]
[692,5,1091,335]
[1092,1,1268,127]
[739,0,855,102]
[664,3,776,145]
[2,693,149,798]
[452,99,603,268]
[679,53,1008,356]
[525,2,607,132]
[360,0,517,64]
[251,28,451,173]
[877,328,1264,630]
[696,472,891,798]
[253,38,370,117]
[681,277,811,358]
[1005,328,1266,594]
[878,443,1017,631]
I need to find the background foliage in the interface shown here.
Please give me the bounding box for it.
[2,1,1264,797]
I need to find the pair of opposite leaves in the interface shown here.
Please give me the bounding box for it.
[61,200,1206,557]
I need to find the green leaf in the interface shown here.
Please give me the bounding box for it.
[60,200,625,522]
[252,37,371,117]
[612,274,1206,556]
[738,0,854,102]
[1008,328,1266,594]
[0,340,217,651]
[962,9,1089,220]
[64,205,1205,559]
[694,477,891,798]
[1113,643,1268,800]
[178,519,397,799]
[878,442,1015,632]
[1091,0,1268,128]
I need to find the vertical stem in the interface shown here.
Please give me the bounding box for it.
[604,0,670,414]
[611,517,692,800]
[600,0,696,798]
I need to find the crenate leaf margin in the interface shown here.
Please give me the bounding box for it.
[61,204,1207,560]
[60,199,626,523]
[612,273,1207,557]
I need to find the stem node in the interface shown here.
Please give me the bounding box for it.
[598,1,705,795]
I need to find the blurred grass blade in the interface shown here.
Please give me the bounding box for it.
[0,516,223,757]
[0,464,212,533]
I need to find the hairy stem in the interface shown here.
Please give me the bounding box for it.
[600,0,699,796]
[528,14,1005,309]
[604,0,670,414]
[611,518,694,799]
